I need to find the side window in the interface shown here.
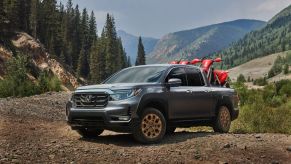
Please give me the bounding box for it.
[186,68,205,86]
[166,67,187,86]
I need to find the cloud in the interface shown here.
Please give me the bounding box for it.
[256,0,291,12]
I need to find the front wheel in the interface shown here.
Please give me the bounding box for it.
[77,128,104,138]
[133,107,166,144]
[213,106,231,133]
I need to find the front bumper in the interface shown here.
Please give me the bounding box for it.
[66,99,139,132]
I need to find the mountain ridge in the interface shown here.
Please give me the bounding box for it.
[147,19,266,64]
[221,5,291,68]
[117,30,158,64]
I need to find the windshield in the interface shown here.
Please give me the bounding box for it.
[104,66,168,84]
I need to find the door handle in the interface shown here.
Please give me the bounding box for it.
[204,90,210,93]
[186,90,192,93]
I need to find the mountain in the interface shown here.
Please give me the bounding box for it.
[221,5,291,68]
[117,30,158,64]
[147,19,266,64]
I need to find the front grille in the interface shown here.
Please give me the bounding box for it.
[73,93,109,108]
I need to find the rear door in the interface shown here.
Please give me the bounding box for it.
[185,67,215,118]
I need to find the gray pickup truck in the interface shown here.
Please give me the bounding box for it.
[66,64,239,143]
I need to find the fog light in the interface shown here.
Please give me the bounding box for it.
[117,116,130,121]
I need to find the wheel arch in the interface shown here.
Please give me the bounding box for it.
[137,96,168,120]
[216,95,235,120]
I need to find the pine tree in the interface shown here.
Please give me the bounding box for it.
[77,46,89,78]
[88,11,97,45]
[71,5,81,70]
[104,14,118,77]
[135,36,146,65]
[18,0,31,31]
[29,0,37,38]
[3,0,21,30]
[90,41,100,83]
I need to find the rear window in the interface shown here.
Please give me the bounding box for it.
[186,67,205,86]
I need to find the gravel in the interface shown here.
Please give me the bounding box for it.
[0,92,290,163]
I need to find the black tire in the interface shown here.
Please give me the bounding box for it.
[77,128,104,138]
[132,107,166,144]
[166,126,176,135]
[213,106,231,133]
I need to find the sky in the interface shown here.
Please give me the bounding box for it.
[61,0,291,38]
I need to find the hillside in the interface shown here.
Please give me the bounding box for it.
[117,30,158,64]
[222,5,291,67]
[228,51,288,81]
[0,32,79,90]
[147,19,265,64]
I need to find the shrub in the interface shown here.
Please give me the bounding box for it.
[253,77,268,86]
[237,74,246,83]
[0,55,62,98]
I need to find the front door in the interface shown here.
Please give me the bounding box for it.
[166,67,196,119]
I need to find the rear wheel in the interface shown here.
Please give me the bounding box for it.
[77,128,104,138]
[133,107,166,144]
[213,106,231,133]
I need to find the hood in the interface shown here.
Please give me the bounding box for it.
[76,83,161,91]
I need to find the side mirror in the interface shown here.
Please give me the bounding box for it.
[167,78,182,87]
[214,58,222,62]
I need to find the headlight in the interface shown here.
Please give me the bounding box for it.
[110,88,142,101]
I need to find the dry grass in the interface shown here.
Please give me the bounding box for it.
[228,51,289,81]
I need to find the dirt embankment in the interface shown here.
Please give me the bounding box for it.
[0,92,290,163]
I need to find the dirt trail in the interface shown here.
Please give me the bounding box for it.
[0,92,290,163]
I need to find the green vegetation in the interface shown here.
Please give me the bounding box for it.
[253,77,268,86]
[222,5,291,68]
[268,52,291,78]
[0,0,129,84]
[237,74,246,83]
[0,55,62,98]
[135,36,146,66]
[230,80,291,134]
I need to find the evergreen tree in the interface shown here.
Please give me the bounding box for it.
[71,5,81,70]
[135,36,146,65]
[88,11,97,45]
[77,46,89,78]
[3,0,21,30]
[90,41,100,83]
[29,0,37,38]
[104,14,118,77]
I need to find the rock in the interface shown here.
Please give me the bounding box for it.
[238,145,247,150]
[11,159,20,163]
[271,161,279,164]
[218,161,228,164]
[194,154,201,159]
[223,143,231,148]
[178,151,182,155]
[260,155,266,158]
[287,146,291,152]
[255,134,261,139]
[49,154,55,159]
